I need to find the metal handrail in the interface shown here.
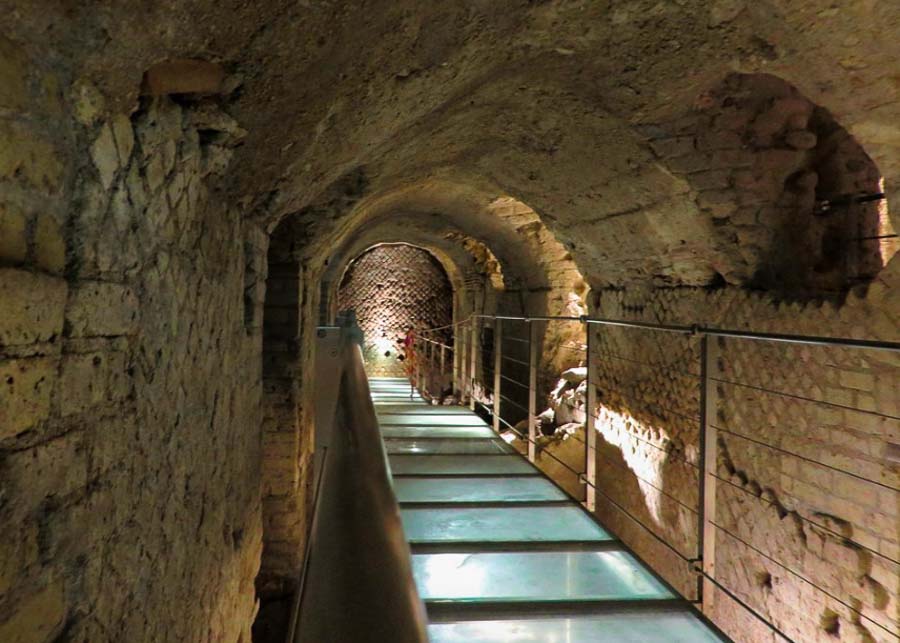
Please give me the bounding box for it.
[463,313,900,351]
[424,310,899,639]
[289,321,428,643]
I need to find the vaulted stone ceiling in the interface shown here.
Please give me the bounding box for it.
[7,0,899,290]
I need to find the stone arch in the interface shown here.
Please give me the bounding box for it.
[336,242,455,376]
[644,72,896,299]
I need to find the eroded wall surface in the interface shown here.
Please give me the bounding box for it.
[0,61,262,641]
[2,1,900,641]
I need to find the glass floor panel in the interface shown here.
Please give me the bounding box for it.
[377,406,473,415]
[394,477,568,503]
[402,505,612,543]
[428,611,724,642]
[370,391,424,401]
[379,414,488,426]
[412,550,674,602]
[389,455,536,475]
[385,438,514,455]
[373,401,430,406]
[381,425,497,439]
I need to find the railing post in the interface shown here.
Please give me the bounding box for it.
[456,322,469,404]
[699,333,720,613]
[440,344,446,395]
[527,320,538,462]
[469,317,477,411]
[493,319,502,434]
[584,321,596,512]
[413,340,426,393]
[426,340,433,396]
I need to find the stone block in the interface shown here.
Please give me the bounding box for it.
[33,213,66,274]
[69,78,105,126]
[3,431,88,508]
[0,201,27,263]
[784,130,818,151]
[142,59,225,96]
[112,114,135,166]
[0,268,67,346]
[667,153,711,174]
[691,169,732,191]
[696,129,744,152]
[65,281,139,337]
[649,136,695,159]
[58,351,130,416]
[0,521,39,596]
[0,356,57,439]
[91,123,119,190]
[0,582,66,642]
[0,36,28,111]
[0,120,64,191]
[834,475,878,506]
[838,370,874,392]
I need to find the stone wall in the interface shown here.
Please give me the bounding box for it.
[0,66,261,641]
[583,276,899,643]
[338,244,453,376]
[643,72,897,294]
[522,272,898,641]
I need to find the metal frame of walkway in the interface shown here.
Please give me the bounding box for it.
[370,376,729,642]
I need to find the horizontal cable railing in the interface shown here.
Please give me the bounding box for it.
[288,319,428,643]
[409,311,900,642]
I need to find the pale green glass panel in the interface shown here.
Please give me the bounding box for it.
[381,425,496,439]
[384,439,513,455]
[389,455,535,475]
[412,550,674,602]
[378,414,488,426]
[377,405,472,415]
[428,611,723,642]
[401,505,611,543]
[394,477,567,503]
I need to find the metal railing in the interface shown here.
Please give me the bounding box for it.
[415,311,900,642]
[414,335,454,401]
[287,317,429,643]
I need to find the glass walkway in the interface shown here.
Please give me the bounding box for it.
[369,377,726,643]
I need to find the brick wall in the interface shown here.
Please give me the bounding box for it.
[643,73,897,295]
[585,284,898,642]
[338,244,453,376]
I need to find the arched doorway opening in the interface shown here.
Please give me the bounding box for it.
[337,243,454,376]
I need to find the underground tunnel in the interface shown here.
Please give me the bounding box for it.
[1,3,899,642]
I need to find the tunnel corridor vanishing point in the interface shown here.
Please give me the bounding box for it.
[2,2,900,643]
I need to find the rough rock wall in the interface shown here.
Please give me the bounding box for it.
[487,197,588,389]
[338,244,452,376]
[257,219,317,604]
[643,73,895,293]
[587,277,899,643]
[0,62,261,642]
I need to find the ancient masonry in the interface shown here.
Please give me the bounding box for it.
[2,3,900,643]
[338,244,453,376]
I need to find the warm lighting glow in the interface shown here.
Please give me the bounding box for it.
[592,406,672,524]
[373,335,396,355]
[877,177,898,264]
[420,554,486,598]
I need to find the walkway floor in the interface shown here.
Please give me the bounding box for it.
[369,377,726,642]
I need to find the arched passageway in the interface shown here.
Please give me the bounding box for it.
[1,5,899,643]
[337,244,454,376]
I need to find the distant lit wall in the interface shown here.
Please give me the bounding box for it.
[338,244,453,375]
